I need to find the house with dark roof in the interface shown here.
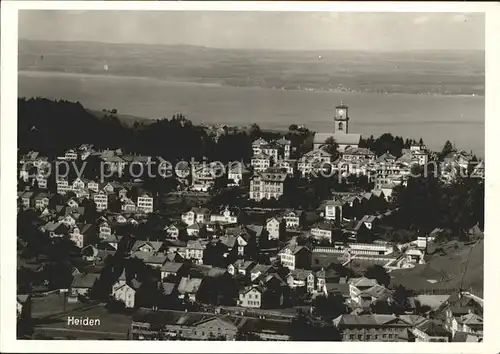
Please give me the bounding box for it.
[451,313,483,338]
[182,207,210,226]
[410,319,450,342]
[333,314,412,342]
[131,240,164,254]
[69,223,96,249]
[228,260,256,277]
[161,262,187,280]
[69,273,100,300]
[238,286,264,308]
[249,264,273,282]
[220,234,248,258]
[183,240,205,264]
[130,309,240,340]
[178,277,203,302]
[164,222,187,240]
[286,269,315,293]
[278,240,311,271]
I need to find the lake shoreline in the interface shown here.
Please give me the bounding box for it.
[18,70,485,157]
[18,69,484,98]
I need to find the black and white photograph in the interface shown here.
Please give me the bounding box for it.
[1,1,497,351]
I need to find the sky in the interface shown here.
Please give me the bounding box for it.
[19,11,485,51]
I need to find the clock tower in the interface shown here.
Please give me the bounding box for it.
[334,101,349,134]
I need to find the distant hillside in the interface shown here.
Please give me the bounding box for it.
[18,40,485,96]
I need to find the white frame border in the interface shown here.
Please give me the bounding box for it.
[2,1,499,353]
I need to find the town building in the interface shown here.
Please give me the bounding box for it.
[313,103,361,152]
[251,153,272,172]
[333,314,412,342]
[93,190,109,212]
[238,286,264,308]
[278,240,311,271]
[137,193,154,214]
[265,216,285,240]
[249,169,287,201]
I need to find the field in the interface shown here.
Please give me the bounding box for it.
[32,295,132,340]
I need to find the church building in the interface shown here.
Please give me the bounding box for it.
[313,102,361,152]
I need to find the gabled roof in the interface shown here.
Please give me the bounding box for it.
[233,260,256,271]
[275,137,291,146]
[289,269,313,281]
[279,242,310,255]
[360,284,393,300]
[377,152,397,162]
[416,319,450,337]
[100,234,122,244]
[244,224,264,238]
[350,277,378,288]
[178,277,203,294]
[161,282,177,296]
[266,216,283,224]
[41,221,62,232]
[325,283,350,295]
[239,285,264,296]
[187,222,201,230]
[71,273,100,289]
[186,240,204,250]
[144,254,167,265]
[17,294,30,304]
[191,207,210,215]
[131,240,164,253]
[34,193,50,201]
[251,264,272,275]
[220,235,246,249]
[166,252,184,263]
[161,262,184,273]
[252,138,268,146]
[333,314,411,328]
[399,315,428,327]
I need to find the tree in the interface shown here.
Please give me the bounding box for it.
[364,265,390,287]
[313,294,347,321]
[291,312,341,341]
[323,137,339,160]
[288,124,298,132]
[440,140,454,160]
[392,285,413,314]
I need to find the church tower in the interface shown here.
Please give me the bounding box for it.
[334,102,349,134]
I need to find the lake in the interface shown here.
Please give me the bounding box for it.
[18,70,485,157]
